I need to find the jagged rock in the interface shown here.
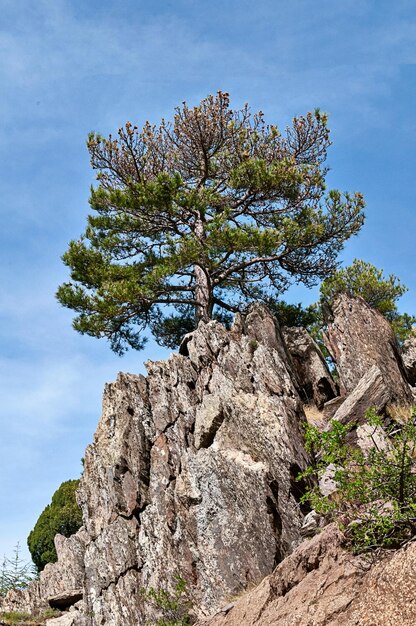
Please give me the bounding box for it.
[0,584,46,615]
[70,303,310,624]
[299,510,325,537]
[0,530,87,616]
[402,336,416,386]
[282,327,338,409]
[40,531,87,605]
[324,294,412,404]
[318,463,338,497]
[9,299,415,626]
[48,591,83,611]
[196,523,416,626]
[46,614,80,626]
[331,365,392,425]
[322,396,345,421]
[355,421,390,455]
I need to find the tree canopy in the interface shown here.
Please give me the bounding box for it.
[57,92,365,353]
[320,258,407,315]
[27,480,82,572]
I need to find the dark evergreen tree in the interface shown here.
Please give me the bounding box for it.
[57,92,364,353]
[27,480,82,572]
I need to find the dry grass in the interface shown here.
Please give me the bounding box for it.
[386,403,414,425]
[303,404,325,427]
[224,577,265,604]
[0,608,61,626]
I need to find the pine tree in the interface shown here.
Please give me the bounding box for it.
[0,543,35,596]
[57,92,364,353]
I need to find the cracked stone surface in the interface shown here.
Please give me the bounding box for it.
[324,294,412,404]
[2,304,309,625]
[402,335,416,386]
[0,531,87,616]
[74,304,311,624]
[196,524,416,626]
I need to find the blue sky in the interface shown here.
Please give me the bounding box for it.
[0,0,415,562]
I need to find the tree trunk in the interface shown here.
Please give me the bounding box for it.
[194,216,213,323]
[194,265,212,323]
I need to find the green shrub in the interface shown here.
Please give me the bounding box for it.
[298,408,416,552]
[265,300,320,329]
[0,609,61,625]
[27,480,82,572]
[142,576,193,625]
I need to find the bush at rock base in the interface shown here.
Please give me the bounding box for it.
[298,407,416,552]
[142,576,193,626]
[27,480,82,572]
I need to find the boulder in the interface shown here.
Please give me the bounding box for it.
[45,613,81,626]
[324,294,412,404]
[331,365,391,426]
[39,531,87,607]
[282,327,338,409]
[322,396,345,421]
[196,523,416,626]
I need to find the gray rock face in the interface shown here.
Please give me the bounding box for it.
[331,365,391,426]
[0,531,87,617]
[40,531,87,607]
[68,303,309,625]
[282,327,338,409]
[322,396,345,421]
[324,294,412,404]
[402,336,416,386]
[6,297,414,626]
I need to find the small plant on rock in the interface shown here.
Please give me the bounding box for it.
[0,611,33,625]
[142,576,193,626]
[298,408,416,552]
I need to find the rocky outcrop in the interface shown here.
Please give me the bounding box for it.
[21,303,307,626]
[282,327,338,409]
[402,336,416,386]
[5,296,416,626]
[197,524,416,626]
[324,294,412,404]
[83,306,311,624]
[0,531,87,617]
[331,365,391,425]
